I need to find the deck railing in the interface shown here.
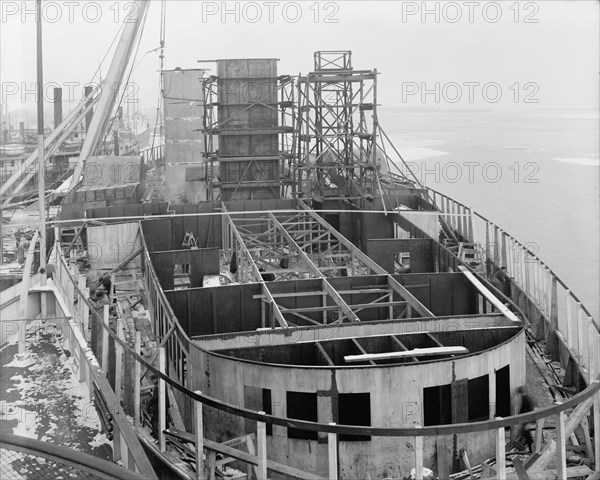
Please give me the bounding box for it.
[427,188,600,387]
[53,249,158,479]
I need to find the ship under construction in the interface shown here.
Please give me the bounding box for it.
[1,2,599,480]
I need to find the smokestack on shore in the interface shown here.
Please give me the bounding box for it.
[53,87,62,129]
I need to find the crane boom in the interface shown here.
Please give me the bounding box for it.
[68,0,150,193]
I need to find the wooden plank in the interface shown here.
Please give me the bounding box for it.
[328,423,338,480]
[167,386,186,431]
[513,457,531,480]
[351,338,375,366]
[391,335,419,362]
[165,429,328,480]
[194,392,205,480]
[436,436,450,480]
[345,346,468,363]
[458,266,520,322]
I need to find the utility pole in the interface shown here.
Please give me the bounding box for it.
[36,0,47,295]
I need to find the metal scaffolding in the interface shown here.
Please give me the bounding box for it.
[295,51,380,205]
[221,203,434,327]
[202,61,296,202]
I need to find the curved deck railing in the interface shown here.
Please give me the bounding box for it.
[0,432,149,480]
[54,205,600,478]
[428,187,600,386]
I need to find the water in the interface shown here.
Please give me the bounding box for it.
[378,108,600,320]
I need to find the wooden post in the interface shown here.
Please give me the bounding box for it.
[257,411,267,480]
[555,404,567,479]
[115,318,123,407]
[82,287,90,341]
[133,332,141,427]
[436,436,450,479]
[577,305,584,364]
[489,373,496,419]
[588,323,598,384]
[328,423,338,480]
[101,305,109,372]
[194,391,205,480]
[495,418,506,479]
[595,391,600,473]
[414,424,424,480]
[535,417,544,453]
[544,276,559,359]
[158,347,166,452]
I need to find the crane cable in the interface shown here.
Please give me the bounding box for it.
[149,0,167,163]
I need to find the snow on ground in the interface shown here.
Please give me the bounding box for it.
[0,321,113,462]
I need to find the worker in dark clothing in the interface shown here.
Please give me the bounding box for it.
[147,375,169,439]
[516,386,536,452]
[148,377,160,438]
[492,266,510,297]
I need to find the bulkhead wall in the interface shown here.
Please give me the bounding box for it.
[188,328,526,478]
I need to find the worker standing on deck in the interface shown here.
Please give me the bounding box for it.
[492,266,511,298]
[516,385,536,453]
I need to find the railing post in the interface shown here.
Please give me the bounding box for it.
[588,322,598,384]
[495,417,506,479]
[414,424,423,480]
[328,422,338,480]
[577,304,584,365]
[555,403,567,479]
[195,390,205,480]
[594,388,600,473]
[158,347,166,452]
[257,411,267,480]
[133,331,141,427]
[566,292,573,350]
[101,305,109,372]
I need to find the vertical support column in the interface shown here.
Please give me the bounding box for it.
[158,347,166,452]
[489,373,496,419]
[133,331,141,427]
[328,423,338,480]
[257,411,268,480]
[195,391,205,480]
[414,424,424,480]
[555,405,567,479]
[495,418,506,479]
[101,305,109,372]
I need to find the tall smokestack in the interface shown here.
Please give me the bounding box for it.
[53,87,62,129]
[84,86,93,132]
[19,122,25,142]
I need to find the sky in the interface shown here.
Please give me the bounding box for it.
[0,0,599,125]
